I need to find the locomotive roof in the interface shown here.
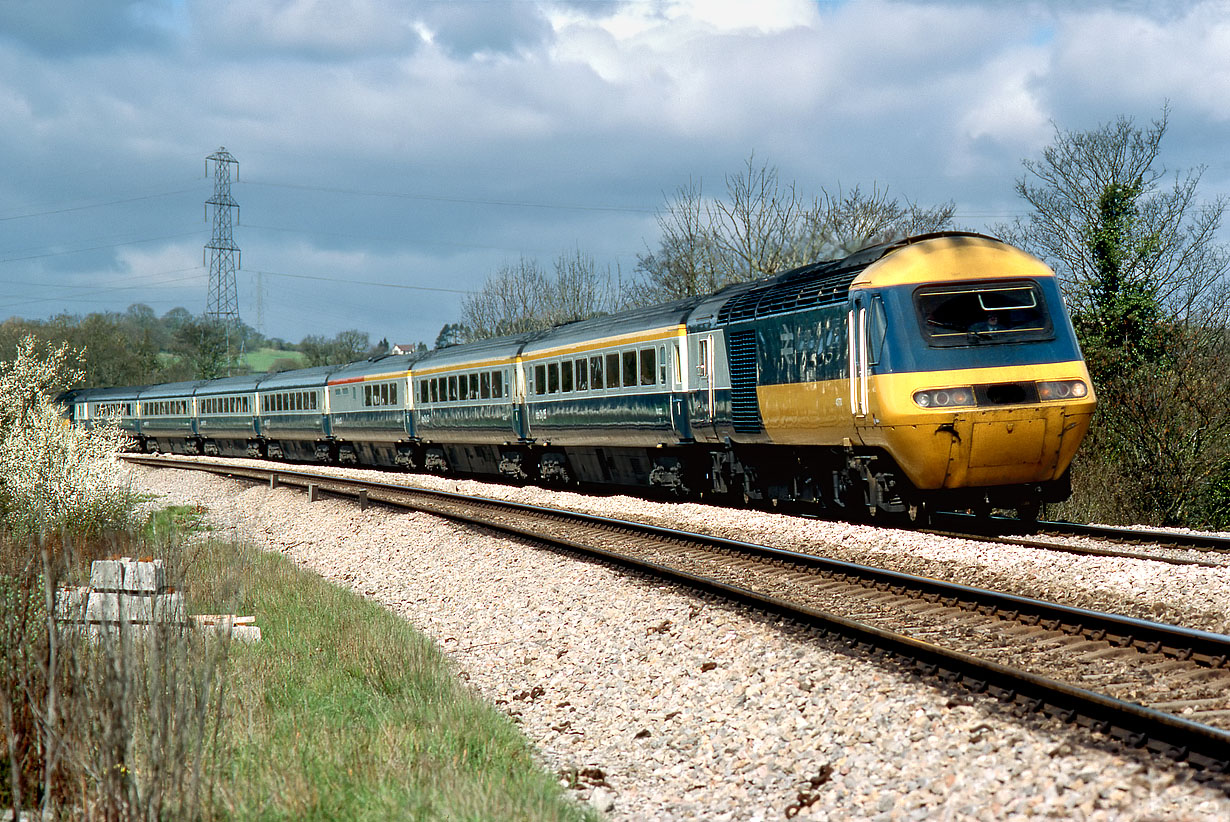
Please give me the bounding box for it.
[707,232,1001,326]
[256,364,344,391]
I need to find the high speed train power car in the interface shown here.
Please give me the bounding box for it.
[67,232,1096,521]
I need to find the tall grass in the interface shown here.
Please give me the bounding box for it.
[0,337,591,820]
[0,337,227,819]
[188,538,593,821]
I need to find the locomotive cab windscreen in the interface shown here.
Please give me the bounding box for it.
[914,281,1053,346]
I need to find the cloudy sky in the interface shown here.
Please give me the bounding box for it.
[2,0,1228,346]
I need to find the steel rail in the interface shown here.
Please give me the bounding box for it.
[935,512,1230,554]
[128,454,1230,776]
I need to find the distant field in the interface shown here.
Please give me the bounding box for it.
[244,347,305,372]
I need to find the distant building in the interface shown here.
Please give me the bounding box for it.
[390,343,420,355]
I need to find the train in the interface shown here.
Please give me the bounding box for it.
[65,232,1096,522]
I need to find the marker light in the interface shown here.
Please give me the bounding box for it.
[913,387,976,409]
[1036,380,1089,401]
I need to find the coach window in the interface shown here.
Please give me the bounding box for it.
[590,356,604,389]
[640,348,656,386]
[493,370,504,399]
[447,376,458,402]
[533,365,546,395]
[575,358,588,391]
[364,385,372,406]
[561,360,573,393]
[548,362,560,394]
[659,345,667,384]
[623,350,637,388]
[479,371,491,399]
[606,353,620,388]
[468,374,478,401]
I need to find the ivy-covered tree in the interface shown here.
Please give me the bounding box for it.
[1001,107,1230,526]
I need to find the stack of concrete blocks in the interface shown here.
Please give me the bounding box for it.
[56,558,259,642]
[55,558,183,641]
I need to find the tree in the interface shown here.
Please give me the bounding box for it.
[298,330,377,366]
[460,250,624,342]
[434,323,466,349]
[1001,107,1230,526]
[459,258,547,340]
[634,178,723,302]
[333,329,372,362]
[173,318,237,380]
[635,155,955,304]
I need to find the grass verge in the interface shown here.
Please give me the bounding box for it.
[188,537,594,821]
[242,347,305,374]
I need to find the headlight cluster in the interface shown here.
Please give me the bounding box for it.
[1036,379,1089,400]
[913,387,975,408]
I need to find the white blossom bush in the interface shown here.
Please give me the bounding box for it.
[0,336,134,537]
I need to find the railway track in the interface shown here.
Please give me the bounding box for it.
[128,454,1230,781]
[925,514,1230,569]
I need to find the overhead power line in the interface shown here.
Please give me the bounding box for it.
[0,184,201,222]
[244,178,657,215]
[245,268,474,295]
[0,230,207,264]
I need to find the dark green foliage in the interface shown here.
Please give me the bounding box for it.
[172,316,240,379]
[299,329,382,366]
[1007,108,1230,527]
[1075,180,1164,377]
[434,322,466,349]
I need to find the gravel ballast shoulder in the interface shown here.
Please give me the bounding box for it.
[133,462,1230,820]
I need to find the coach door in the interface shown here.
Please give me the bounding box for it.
[848,300,869,425]
[849,295,887,433]
[693,333,718,439]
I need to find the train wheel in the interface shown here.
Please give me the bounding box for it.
[1016,501,1040,523]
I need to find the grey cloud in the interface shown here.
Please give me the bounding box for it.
[0,0,172,55]
[418,0,555,58]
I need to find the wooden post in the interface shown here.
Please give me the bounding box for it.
[358,489,369,511]
[270,474,279,489]
[308,483,320,502]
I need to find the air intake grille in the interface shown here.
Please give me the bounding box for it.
[717,268,857,325]
[727,330,762,434]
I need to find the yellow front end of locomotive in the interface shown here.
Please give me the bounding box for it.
[861,363,1096,490]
